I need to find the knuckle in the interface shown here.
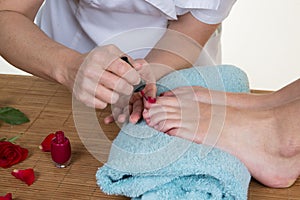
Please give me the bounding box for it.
[105,44,119,53]
[82,67,96,78]
[114,62,127,75]
[88,50,101,63]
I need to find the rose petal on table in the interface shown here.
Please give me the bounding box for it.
[0,193,12,200]
[11,168,35,186]
[39,133,55,152]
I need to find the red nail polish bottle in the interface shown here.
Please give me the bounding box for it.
[51,131,71,168]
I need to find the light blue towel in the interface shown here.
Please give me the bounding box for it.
[96,65,251,200]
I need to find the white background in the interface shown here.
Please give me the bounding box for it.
[221,0,300,90]
[1,0,300,90]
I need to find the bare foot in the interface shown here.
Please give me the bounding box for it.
[161,86,276,109]
[143,96,300,188]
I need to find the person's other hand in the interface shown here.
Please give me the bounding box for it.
[104,59,157,124]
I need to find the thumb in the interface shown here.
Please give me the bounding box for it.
[142,83,157,108]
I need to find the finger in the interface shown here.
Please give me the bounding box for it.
[128,93,143,123]
[144,83,157,98]
[117,113,127,123]
[74,88,108,109]
[129,97,143,124]
[85,96,108,109]
[142,109,150,120]
[129,92,143,105]
[99,70,134,95]
[118,106,129,123]
[131,58,145,71]
[108,57,140,85]
[83,48,139,93]
[104,114,115,124]
[73,76,108,109]
[111,106,122,121]
[135,61,155,83]
[94,84,120,104]
[143,84,157,108]
[77,76,120,105]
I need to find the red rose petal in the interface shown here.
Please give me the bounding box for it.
[11,168,35,186]
[39,133,55,152]
[0,193,12,200]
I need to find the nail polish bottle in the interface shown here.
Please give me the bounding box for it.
[51,131,71,168]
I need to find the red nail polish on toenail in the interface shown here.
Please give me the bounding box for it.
[147,97,156,104]
[140,91,156,103]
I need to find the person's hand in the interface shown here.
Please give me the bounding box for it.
[130,79,157,124]
[104,59,157,124]
[72,45,141,109]
[131,59,157,123]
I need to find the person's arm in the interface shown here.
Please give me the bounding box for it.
[0,0,82,86]
[145,12,220,80]
[0,0,141,109]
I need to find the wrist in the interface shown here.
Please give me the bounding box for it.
[52,49,84,91]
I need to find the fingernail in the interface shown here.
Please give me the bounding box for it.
[118,115,126,123]
[145,119,150,124]
[128,115,134,123]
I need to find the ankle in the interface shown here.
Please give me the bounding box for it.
[274,102,300,158]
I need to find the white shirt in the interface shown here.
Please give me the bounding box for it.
[36,0,236,64]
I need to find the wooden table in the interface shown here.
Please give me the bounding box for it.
[0,74,299,200]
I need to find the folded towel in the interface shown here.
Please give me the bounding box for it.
[96,65,251,200]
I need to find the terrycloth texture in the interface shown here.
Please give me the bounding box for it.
[96,65,251,200]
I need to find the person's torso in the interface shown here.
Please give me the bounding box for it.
[36,0,228,61]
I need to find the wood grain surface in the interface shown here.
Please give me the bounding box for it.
[0,75,299,200]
